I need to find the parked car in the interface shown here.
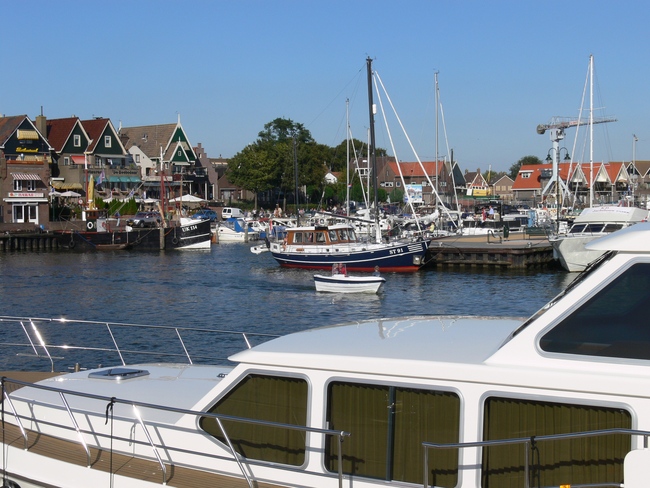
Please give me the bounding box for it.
[191,209,218,222]
[126,211,161,228]
[221,207,245,219]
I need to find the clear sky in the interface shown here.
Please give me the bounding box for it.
[2,0,649,173]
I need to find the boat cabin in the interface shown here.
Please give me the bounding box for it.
[285,225,357,246]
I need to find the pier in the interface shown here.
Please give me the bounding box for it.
[424,233,554,269]
[0,232,61,252]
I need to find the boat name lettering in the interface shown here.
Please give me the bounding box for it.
[389,247,405,255]
[182,225,198,233]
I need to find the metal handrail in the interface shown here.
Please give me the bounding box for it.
[1,376,350,487]
[422,428,650,488]
[0,316,280,371]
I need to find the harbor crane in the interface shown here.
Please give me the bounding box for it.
[536,115,617,201]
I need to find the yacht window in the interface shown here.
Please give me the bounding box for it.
[199,374,308,465]
[541,263,650,359]
[603,223,624,232]
[348,229,357,240]
[293,232,302,244]
[570,223,587,233]
[328,230,338,242]
[306,232,313,243]
[483,397,630,487]
[316,232,326,243]
[338,229,348,241]
[325,381,459,486]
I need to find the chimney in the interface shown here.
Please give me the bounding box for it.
[35,106,47,136]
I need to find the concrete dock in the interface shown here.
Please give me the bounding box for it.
[423,232,555,269]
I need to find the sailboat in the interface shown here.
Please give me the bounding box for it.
[548,55,637,272]
[260,58,430,272]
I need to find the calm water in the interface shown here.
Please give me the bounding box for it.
[0,244,574,368]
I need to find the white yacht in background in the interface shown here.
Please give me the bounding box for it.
[550,204,648,271]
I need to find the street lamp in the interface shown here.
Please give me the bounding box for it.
[546,147,571,231]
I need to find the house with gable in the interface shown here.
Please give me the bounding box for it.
[0,114,53,227]
[80,118,135,198]
[46,116,90,193]
[464,169,489,197]
[120,117,209,202]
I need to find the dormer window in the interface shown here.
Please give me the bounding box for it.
[73,134,81,147]
[104,135,112,148]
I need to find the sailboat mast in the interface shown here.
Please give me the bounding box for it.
[366,57,379,242]
[346,98,350,218]
[589,54,594,207]
[435,71,439,206]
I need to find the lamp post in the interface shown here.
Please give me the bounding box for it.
[546,147,571,231]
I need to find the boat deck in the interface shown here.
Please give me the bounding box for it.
[0,372,285,488]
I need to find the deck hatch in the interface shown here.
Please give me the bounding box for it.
[88,367,150,380]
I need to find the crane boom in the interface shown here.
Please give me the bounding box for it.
[536,116,617,136]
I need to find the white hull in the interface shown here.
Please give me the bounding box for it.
[551,234,602,271]
[214,228,259,242]
[314,274,385,293]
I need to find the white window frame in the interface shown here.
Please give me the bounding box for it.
[13,179,22,191]
[73,134,81,147]
[104,135,112,148]
[26,180,36,191]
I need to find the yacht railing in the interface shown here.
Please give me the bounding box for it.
[1,376,350,488]
[0,316,280,372]
[422,428,650,488]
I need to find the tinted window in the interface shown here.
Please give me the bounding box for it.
[541,263,650,359]
[200,374,308,465]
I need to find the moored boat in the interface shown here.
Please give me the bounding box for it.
[550,204,649,271]
[267,223,428,272]
[55,216,212,251]
[5,223,650,487]
[214,217,260,242]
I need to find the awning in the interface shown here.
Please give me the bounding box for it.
[52,182,83,190]
[3,197,48,203]
[128,176,141,182]
[12,173,41,180]
[172,161,190,166]
[71,156,86,165]
[16,129,39,140]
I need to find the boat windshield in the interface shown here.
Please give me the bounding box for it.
[505,250,616,341]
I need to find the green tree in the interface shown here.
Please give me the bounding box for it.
[329,138,388,173]
[227,144,277,209]
[509,155,543,181]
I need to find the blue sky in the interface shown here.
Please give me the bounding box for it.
[2,0,649,173]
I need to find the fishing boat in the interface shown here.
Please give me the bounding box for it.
[267,223,427,272]
[314,263,385,293]
[4,222,650,487]
[55,216,212,250]
[550,204,649,271]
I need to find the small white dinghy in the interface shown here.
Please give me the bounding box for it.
[314,264,385,294]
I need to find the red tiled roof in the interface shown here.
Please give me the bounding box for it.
[81,118,110,152]
[46,117,79,152]
[386,161,443,177]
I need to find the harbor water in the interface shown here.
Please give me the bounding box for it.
[0,243,574,369]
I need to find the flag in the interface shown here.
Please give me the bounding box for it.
[97,170,105,186]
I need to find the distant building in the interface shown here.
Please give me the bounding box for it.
[0,114,53,227]
[119,118,207,201]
